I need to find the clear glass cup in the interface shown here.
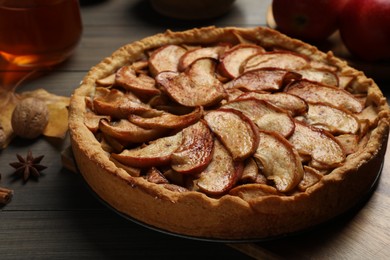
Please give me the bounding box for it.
[0,0,82,68]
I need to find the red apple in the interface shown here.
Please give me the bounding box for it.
[272,0,347,42]
[339,0,390,61]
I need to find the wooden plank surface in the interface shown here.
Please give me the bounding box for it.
[1,0,390,259]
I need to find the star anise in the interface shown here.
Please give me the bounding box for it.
[9,150,47,181]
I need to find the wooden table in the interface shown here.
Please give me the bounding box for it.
[1,0,389,258]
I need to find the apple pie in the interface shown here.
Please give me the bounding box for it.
[69,26,390,240]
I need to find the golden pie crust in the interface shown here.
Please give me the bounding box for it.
[69,26,390,240]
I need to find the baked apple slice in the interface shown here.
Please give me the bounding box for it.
[296,68,339,86]
[335,134,359,155]
[147,94,194,115]
[224,68,302,92]
[96,73,115,87]
[204,108,259,161]
[171,120,214,174]
[237,92,308,116]
[195,139,243,195]
[219,44,265,79]
[285,79,364,113]
[111,131,183,168]
[289,120,345,169]
[222,98,295,138]
[115,65,161,98]
[240,158,267,184]
[356,105,379,128]
[253,131,304,193]
[304,103,360,134]
[129,106,203,129]
[229,183,281,199]
[84,111,110,133]
[149,44,187,76]
[156,58,226,107]
[243,51,309,72]
[99,119,166,143]
[146,167,169,184]
[101,133,128,153]
[92,87,160,119]
[178,45,227,71]
[298,166,323,191]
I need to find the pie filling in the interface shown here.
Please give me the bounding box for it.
[81,29,388,200]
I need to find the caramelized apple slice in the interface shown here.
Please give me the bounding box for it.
[146,167,169,184]
[219,44,265,79]
[355,105,379,128]
[111,131,183,168]
[243,51,308,72]
[93,87,160,119]
[223,98,295,138]
[285,79,364,113]
[339,75,355,90]
[110,157,141,177]
[162,183,189,193]
[304,103,360,134]
[171,120,214,174]
[101,133,127,153]
[240,158,267,184]
[195,139,243,195]
[156,58,226,107]
[289,120,345,168]
[225,68,302,92]
[253,131,304,193]
[298,166,323,191]
[204,109,259,161]
[335,134,359,155]
[147,94,194,115]
[84,111,110,133]
[237,92,308,116]
[149,44,187,76]
[178,45,227,71]
[99,119,166,143]
[309,61,337,72]
[229,184,281,199]
[297,68,339,87]
[131,60,149,72]
[115,65,160,97]
[96,73,115,86]
[129,106,203,129]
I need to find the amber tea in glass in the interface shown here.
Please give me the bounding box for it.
[0,0,82,68]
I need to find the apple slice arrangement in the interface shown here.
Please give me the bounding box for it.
[83,37,383,198]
